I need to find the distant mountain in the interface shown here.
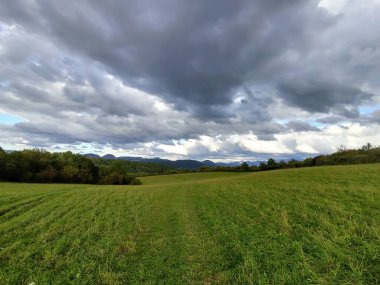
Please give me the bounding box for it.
[83,153,263,169]
[120,157,203,169]
[201,160,217,167]
[200,160,235,167]
[83,153,101,159]
[102,154,117,160]
[118,156,147,162]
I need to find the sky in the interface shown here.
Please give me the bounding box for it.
[0,0,380,161]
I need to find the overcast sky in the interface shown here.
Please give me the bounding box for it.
[0,0,379,161]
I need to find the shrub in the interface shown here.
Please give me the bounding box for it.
[100,173,126,185]
[129,178,142,185]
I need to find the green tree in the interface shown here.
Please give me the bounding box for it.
[62,165,80,183]
[241,162,249,172]
[267,158,278,170]
[35,166,57,183]
[259,162,267,171]
[278,160,287,169]
[0,147,5,180]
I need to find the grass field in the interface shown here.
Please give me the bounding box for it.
[0,165,379,284]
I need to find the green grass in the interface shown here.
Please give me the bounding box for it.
[0,165,379,284]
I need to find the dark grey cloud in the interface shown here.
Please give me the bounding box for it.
[278,77,373,114]
[1,0,378,119]
[1,0,380,158]
[0,0,335,119]
[317,115,345,124]
[287,120,321,132]
[367,110,380,124]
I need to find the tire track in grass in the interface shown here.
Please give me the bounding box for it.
[179,182,236,284]
[0,195,33,208]
[191,182,255,283]
[0,191,79,231]
[112,188,181,284]
[0,192,82,252]
[0,184,93,221]
[88,189,148,284]
[141,183,218,284]
[0,188,98,247]
[0,192,82,283]
[94,184,212,284]
[0,188,117,284]
[0,193,59,218]
[17,187,150,284]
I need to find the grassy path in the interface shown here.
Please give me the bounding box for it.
[0,164,379,284]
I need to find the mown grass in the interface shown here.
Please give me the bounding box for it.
[0,164,379,284]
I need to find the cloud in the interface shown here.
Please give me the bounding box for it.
[0,0,334,116]
[0,0,379,159]
[278,77,373,114]
[286,120,321,132]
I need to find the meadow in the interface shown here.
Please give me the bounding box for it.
[0,164,379,284]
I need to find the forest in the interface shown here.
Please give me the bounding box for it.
[0,147,172,185]
[0,143,379,184]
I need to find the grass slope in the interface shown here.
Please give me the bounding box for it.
[0,165,379,284]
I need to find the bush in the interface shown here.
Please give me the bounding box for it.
[99,173,142,185]
[100,173,127,185]
[129,178,142,185]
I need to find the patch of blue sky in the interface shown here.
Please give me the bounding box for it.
[359,104,380,115]
[274,119,288,124]
[0,113,24,124]
[310,121,325,128]
[275,118,325,129]
[0,80,11,88]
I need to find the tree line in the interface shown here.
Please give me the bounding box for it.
[199,143,380,173]
[1,143,379,184]
[0,148,151,185]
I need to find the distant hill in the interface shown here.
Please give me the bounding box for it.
[201,160,216,166]
[102,154,117,160]
[119,157,203,169]
[83,153,261,169]
[83,153,101,159]
[201,160,243,167]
